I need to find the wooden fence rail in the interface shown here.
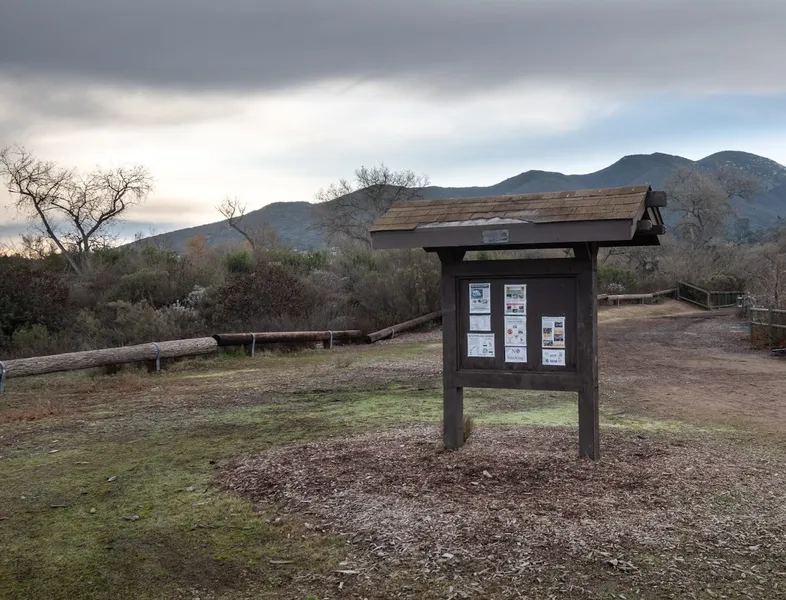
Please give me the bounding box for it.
[676,282,742,310]
[0,282,745,391]
[748,306,786,349]
[600,288,676,306]
[0,337,219,382]
[213,330,363,348]
[366,311,443,343]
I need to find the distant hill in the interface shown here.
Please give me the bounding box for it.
[136,151,786,252]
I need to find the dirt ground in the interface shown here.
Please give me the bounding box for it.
[226,427,785,599]
[3,300,786,600]
[223,301,786,599]
[598,305,786,436]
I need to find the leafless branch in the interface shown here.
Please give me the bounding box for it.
[0,144,153,275]
[217,196,256,250]
[315,163,430,245]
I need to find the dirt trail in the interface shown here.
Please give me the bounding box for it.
[600,308,786,434]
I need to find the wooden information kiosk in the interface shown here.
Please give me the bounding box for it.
[370,185,667,459]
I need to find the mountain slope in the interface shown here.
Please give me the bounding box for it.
[137,151,786,252]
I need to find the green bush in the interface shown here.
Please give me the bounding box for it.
[0,257,70,346]
[11,324,51,357]
[207,263,317,331]
[700,273,745,291]
[225,251,253,274]
[597,266,639,294]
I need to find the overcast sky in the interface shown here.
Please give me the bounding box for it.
[2,0,786,243]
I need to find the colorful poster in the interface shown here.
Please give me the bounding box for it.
[469,315,491,331]
[542,349,566,366]
[467,333,495,358]
[469,283,491,314]
[504,284,527,315]
[541,316,566,348]
[504,316,527,346]
[505,346,527,363]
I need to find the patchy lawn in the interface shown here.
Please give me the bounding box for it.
[1,303,785,599]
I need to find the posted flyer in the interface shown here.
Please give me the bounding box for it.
[504,315,527,346]
[542,348,566,366]
[469,282,491,314]
[467,333,495,358]
[469,314,491,331]
[504,284,527,315]
[541,316,566,349]
[504,346,527,363]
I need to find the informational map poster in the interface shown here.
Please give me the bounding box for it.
[542,348,566,366]
[467,333,495,358]
[541,317,566,348]
[469,283,491,314]
[504,284,527,315]
[469,314,491,332]
[504,316,527,346]
[505,346,527,363]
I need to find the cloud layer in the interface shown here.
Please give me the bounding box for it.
[2,0,785,95]
[2,0,786,243]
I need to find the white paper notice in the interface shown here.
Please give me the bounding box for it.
[504,284,527,315]
[469,314,491,331]
[504,316,527,346]
[469,283,491,314]
[505,346,527,363]
[541,316,566,349]
[542,349,566,366]
[467,333,495,358]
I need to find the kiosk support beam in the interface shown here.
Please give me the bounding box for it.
[438,249,465,449]
[574,243,600,459]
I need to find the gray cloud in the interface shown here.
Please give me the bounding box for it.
[1,0,785,95]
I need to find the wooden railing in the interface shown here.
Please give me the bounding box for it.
[676,282,742,310]
[748,306,786,350]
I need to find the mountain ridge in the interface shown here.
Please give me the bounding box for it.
[136,151,786,252]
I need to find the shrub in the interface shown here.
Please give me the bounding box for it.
[0,257,70,345]
[225,251,253,274]
[337,248,441,329]
[597,266,639,294]
[11,324,51,357]
[207,263,317,331]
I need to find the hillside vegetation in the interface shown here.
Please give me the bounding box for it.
[137,151,786,252]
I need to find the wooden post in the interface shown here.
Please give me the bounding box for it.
[769,308,775,348]
[438,249,465,450]
[574,243,600,460]
[707,290,712,310]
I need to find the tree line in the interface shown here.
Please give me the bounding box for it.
[1,145,784,357]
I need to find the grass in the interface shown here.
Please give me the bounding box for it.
[0,333,776,599]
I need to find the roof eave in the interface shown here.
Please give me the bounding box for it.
[370,218,642,251]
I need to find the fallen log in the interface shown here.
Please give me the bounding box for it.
[212,330,363,346]
[603,288,676,305]
[773,347,786,356]
[366,311,443,344]
[2,337,218,379]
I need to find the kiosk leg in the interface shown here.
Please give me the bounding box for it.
[575,243,600,460]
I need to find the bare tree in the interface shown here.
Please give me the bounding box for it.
[216,196,281,251]
[217,196,256,250]
[1,144,153,275]
[665,166,759,250]
[315,163,430,245]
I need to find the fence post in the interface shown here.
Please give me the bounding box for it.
[707,290,712,310]
[769,308,774,348]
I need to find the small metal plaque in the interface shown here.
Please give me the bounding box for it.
[482,229,509,244]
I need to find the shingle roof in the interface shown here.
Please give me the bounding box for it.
[370,185,651,232]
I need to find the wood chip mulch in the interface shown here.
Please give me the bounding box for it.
[222,427,786,599]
